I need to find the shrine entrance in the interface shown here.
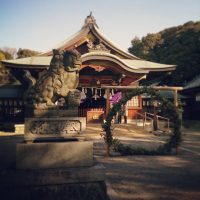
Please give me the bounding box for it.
[78,89,106,123]
[77,62,142,123]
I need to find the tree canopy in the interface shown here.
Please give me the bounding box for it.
[0,50,13,60]
[0,50,14,84]
[128,21,200,86]
[17,48,40,58]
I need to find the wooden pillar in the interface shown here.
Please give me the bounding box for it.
[153,105,158,131]
[105,88,110,116]
[174,90,178,107]
[174,89,182,128]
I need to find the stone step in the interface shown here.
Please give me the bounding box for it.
[14,124,24,134]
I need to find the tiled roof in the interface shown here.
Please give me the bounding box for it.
[2,14,176,73]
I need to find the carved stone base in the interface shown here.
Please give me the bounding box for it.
[24,117,86,139]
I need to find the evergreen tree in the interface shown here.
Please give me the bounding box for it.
[128,21,200,86]
[17,48,40,58]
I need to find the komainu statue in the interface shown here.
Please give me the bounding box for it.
[24,49,82,109]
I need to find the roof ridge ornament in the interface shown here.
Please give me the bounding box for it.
[82,12,99,29]
[87,40,110,53]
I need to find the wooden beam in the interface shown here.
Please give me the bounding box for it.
[101,85,183,91]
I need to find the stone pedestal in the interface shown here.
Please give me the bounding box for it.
[26,108,79,118]
[0,164,109,200]
[16,141,93,170]
[14,124,109,199]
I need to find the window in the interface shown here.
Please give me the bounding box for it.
[126,96,140,108]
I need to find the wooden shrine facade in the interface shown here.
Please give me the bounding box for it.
[1,14,177,124]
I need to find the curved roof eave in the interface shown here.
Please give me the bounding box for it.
[141,67,176,72]
[91,25,141,60]
[81,52,148,74]
[40,22,141,60]
[40,27,90,56]
[2,53,175,73]
[1,56,51,68]
[122,59,176,72]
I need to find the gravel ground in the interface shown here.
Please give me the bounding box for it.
[87,123,200,200]
[98,155,200,200]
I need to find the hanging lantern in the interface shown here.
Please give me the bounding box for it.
[92,88,100,100]
[103,90,107,99]
[80,87,86,101]
[81,92,86,100]
[90,87,93,96]
[109,91,113,100]
[99,89,102,97]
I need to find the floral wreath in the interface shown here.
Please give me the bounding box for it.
[102,87,182,156]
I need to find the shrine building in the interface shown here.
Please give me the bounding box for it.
[1,14,176,124]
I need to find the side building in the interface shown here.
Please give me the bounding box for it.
[182,75,200,120]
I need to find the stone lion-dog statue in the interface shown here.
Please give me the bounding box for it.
[24,49,82,109]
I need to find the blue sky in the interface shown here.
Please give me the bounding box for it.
[0,0,200,52]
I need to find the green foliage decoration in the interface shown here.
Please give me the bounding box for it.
[102,87,182,156]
